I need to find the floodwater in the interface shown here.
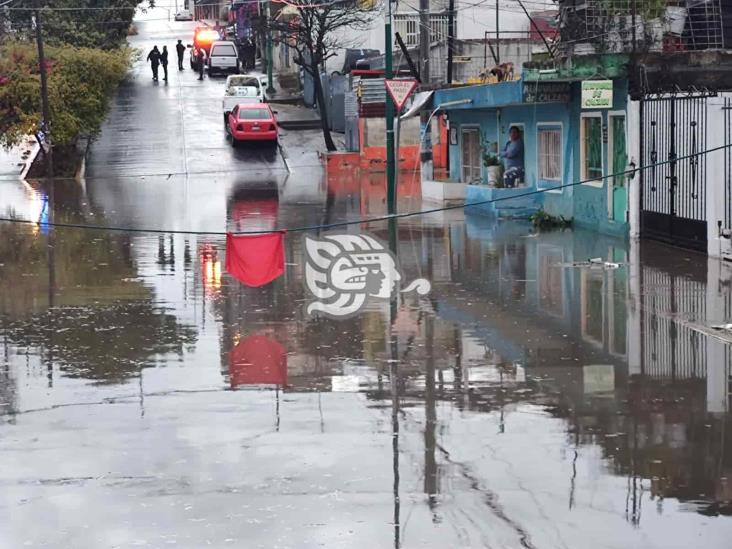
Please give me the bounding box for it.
[1,16,732,549]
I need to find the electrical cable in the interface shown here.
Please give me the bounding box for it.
[1,143,728,236]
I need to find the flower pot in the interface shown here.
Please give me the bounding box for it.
[645,18,665,52]
[487,165,503,187]
[665,6,687,36]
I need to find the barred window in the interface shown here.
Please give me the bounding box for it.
[538,126,562,182]
[461,128,482,183]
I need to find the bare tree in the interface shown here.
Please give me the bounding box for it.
[267,1,377,152]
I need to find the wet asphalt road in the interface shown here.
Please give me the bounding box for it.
[2,16,732,549]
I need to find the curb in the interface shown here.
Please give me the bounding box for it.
[278,119,322,130]
[74,137,91,182]
[267,96,304,105]
[19,139,40,181]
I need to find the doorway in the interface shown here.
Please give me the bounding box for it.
[609,114,627,222]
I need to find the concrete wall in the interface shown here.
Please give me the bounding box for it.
[705,94,732,258]
[431,40,539,83]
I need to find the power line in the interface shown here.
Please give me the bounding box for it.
[1,144,728,236]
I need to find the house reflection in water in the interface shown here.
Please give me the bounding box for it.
[215,176,731,525]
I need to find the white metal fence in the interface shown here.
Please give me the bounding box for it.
[393,13,452,47]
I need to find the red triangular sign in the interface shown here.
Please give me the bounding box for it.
[385,79,418,111]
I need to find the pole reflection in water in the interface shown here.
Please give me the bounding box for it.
[424,314,439,516]
[389,216,401,549]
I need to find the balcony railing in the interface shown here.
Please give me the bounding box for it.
[393,13,452,47]
[559,0,726,53]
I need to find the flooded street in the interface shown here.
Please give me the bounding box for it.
[2,18,732,549]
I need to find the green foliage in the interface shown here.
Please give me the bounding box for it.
[530,209,573,230]
[2,1,154,50]
[0,42,131,147]
[483,154,500,167]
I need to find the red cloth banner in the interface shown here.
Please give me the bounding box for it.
[229,335,287,387]
[225,232,285,287]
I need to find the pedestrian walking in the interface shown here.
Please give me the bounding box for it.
[176,40,186,71]
[161,46,169,82]
[147,45,161,81]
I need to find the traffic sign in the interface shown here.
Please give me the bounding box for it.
[385,79,419,111]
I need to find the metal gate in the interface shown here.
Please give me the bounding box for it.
[724,96,732,232]
[640,93,712,252]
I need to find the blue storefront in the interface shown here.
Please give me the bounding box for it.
[432,77,629,237]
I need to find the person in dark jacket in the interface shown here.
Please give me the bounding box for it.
[146,45,161,81]
[161,45,169,82]
[176,40,186,71]
[197,48,206,80]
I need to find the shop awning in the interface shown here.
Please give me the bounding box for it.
[400,91,432,120]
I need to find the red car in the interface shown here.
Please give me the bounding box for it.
[227,103,278,144]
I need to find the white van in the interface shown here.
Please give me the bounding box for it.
[207,41,239,75]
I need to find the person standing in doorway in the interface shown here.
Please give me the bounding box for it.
[176,40,186,71]
[501,126,525,188]
[160,46,169,82]
[146,45,161,81]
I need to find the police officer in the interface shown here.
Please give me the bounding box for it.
[160,45,169,82]
[176,40,186,71]
[197,48,206,80]
[146,45,161,81]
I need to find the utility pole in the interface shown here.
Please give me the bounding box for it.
[34,7,53,180]
[495,0,500,65]
[447,0,455,83]
[385,0,396,214]
[419,0,432,182]
[266,0,275,94]
[419,0,429,83]
[34,6,55,305]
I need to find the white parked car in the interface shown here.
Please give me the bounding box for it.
[207,40,239,75]
[222,75,263,122]
[174,9,193,21]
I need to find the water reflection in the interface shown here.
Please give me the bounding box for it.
[0,171,731,547]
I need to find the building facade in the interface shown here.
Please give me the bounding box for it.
[432,71,631,237]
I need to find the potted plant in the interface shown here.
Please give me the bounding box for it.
[483,154,503,187]
[642,0,668,51]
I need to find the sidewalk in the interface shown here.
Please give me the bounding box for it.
[275,103,321,130]
[0,137,38,180]
[266,85,303,105]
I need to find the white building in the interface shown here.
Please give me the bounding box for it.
[271,0,556,84]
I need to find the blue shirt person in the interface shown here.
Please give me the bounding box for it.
[501,126,525,187]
